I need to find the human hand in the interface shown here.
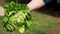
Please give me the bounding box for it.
[0,6,4,16]
[27,0,45,11]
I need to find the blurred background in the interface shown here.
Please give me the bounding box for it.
[0,0,60,34]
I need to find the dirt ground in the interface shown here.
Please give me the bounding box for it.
[47,24,60,34]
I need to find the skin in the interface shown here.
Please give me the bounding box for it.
[0,6,4,16]
[27,0,45,11]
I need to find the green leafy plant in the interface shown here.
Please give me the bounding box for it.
[3,1,33,33]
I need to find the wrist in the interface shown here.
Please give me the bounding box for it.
[27,0,45,12]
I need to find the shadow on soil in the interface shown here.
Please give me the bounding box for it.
[37,2,60,18]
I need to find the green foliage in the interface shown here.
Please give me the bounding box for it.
[3,1,33,33]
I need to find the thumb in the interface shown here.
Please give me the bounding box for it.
[0,6,4,16]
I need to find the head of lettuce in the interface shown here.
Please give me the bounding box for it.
[3,1,33,33]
